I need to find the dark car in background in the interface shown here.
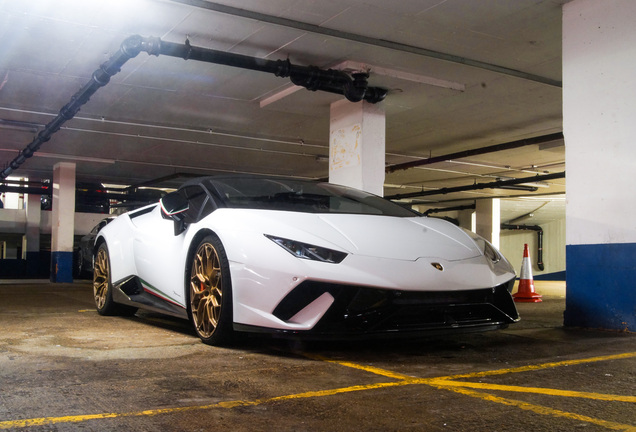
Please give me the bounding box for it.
[76,217,114,277]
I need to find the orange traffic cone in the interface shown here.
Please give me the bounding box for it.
[513,243,542,303]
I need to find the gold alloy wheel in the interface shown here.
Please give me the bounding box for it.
[93,247,109,310]
[190,242,223,338]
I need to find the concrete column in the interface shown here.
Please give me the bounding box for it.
[51,162,76,283]
[475,199,500,248]
[563,0,636,330]
[329,99,385,196]
[457,210,476,232]
[24,191,42,276]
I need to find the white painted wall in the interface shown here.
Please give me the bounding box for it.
[563,0,636,246]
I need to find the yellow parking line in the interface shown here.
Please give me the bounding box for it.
[442,352,636,380]
[304,352,414,380]
[321,351,636,431]
[266,380,409,401]
[0,381,412,430]
[315,351,636,382]
[431,384,636,432]
[427,379,636,403]
[1,351,634,430]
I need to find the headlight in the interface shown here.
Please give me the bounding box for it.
[461,228,501,263]
[265,235,347,263]
[483,241,501,263]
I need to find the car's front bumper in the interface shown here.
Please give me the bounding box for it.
[235,278,519,339]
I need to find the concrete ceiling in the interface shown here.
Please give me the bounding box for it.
[0,0,567,224]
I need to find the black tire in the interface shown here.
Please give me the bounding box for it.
[188,234,234,345]
[93,242,137,316]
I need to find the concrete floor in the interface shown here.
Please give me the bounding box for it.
[0,281,634,432]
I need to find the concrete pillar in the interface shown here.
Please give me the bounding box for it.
[50,162,76,283]
[457,210,476,232]
[563,0,636,330]
[329,99,385,196]
[475,199,500,248]
[24,191,42,276]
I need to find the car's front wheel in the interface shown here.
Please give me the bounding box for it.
[188,235,234,345]
[93,242,137,316]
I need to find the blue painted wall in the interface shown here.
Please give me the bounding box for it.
[565,243,636,331]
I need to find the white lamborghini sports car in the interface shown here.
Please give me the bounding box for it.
[93,175,519,345]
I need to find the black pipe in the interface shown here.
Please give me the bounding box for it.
[156,39,387,103]
[0,185,49,196]
[422,203,476,216]
[386,132,563,173]
[501,224,545,271]
[1,35,387,180]
[0,35,147,180]
[386,171,565,200]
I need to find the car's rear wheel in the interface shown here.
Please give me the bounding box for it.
[188,235,233,345]
[93,243,137,316]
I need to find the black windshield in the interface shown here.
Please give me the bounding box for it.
[203,177,417,217]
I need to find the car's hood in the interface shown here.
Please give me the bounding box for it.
[315,214,481,261]
[219,210,482,262]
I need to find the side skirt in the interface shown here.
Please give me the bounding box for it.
[112,276,189,320]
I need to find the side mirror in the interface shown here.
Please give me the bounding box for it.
[160,192,189,235]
